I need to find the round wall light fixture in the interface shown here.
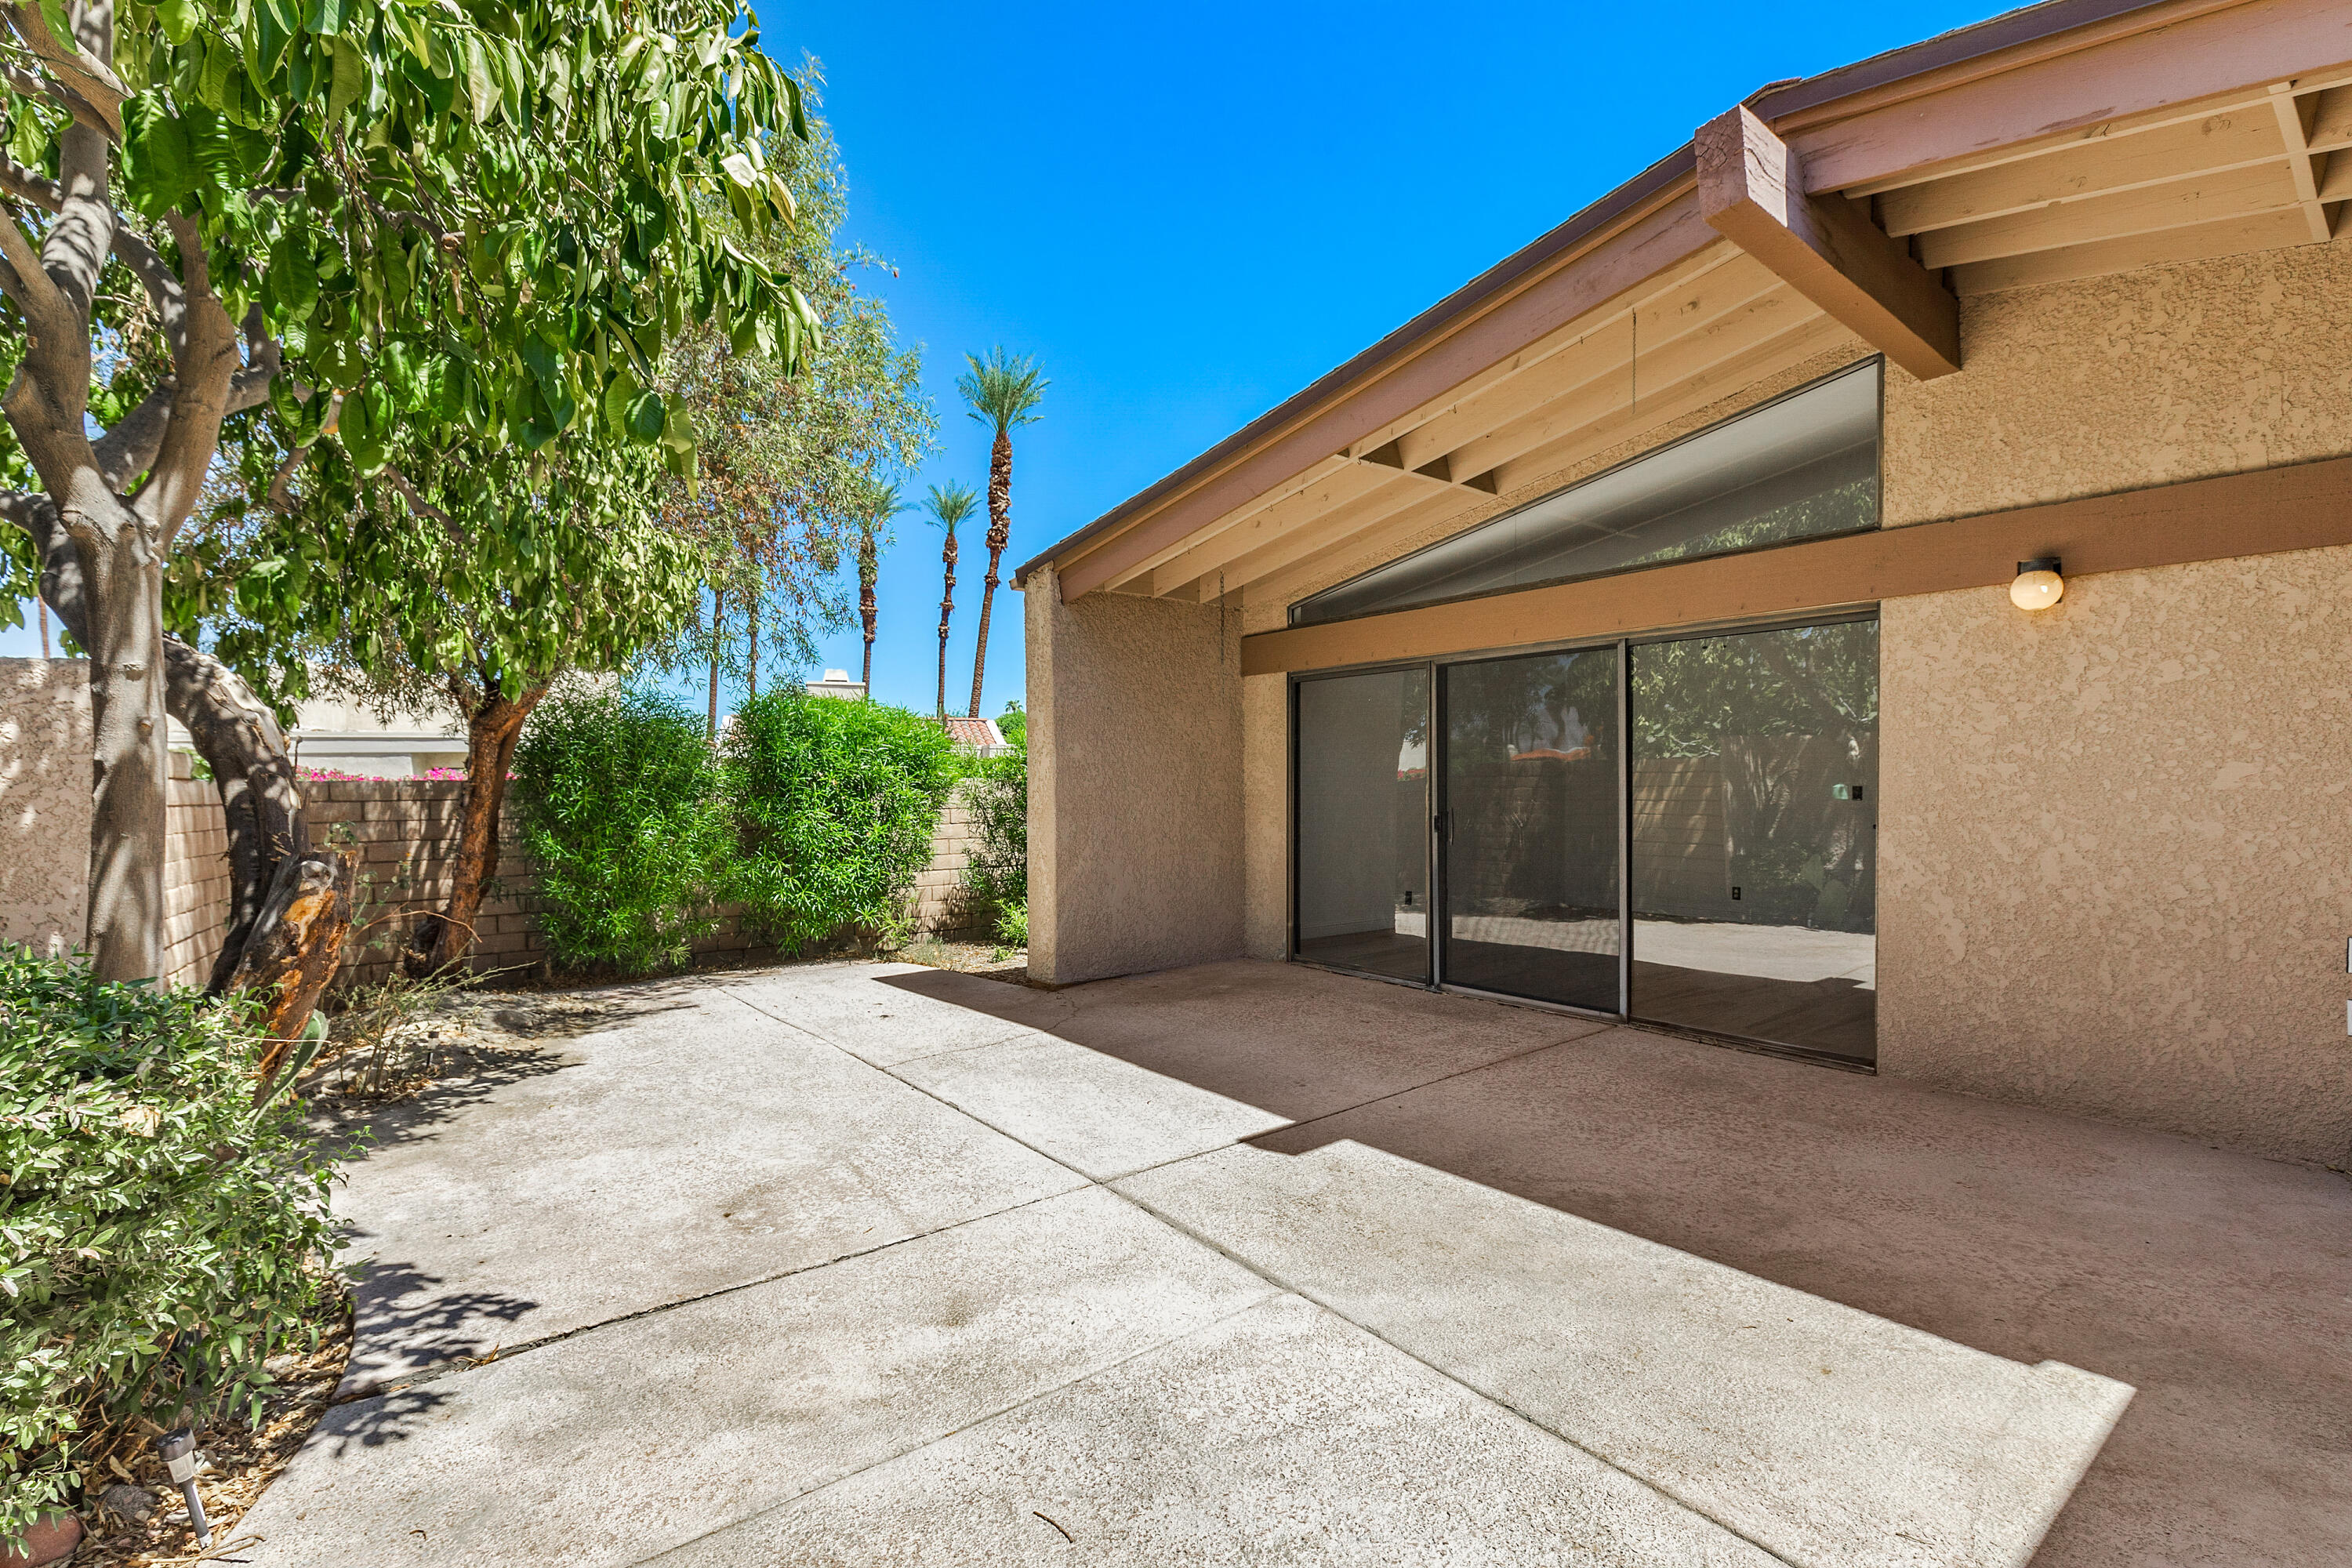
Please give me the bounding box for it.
[2009,556,2064,612]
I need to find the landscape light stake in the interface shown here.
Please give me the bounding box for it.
[156,1428,212,1548]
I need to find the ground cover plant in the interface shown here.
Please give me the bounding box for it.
[0,949,343,1551]
[514,689,731,973]
[724,692,955,951]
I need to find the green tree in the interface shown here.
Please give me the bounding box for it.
[924,481,976,717]
[953,346,1045,717]
[649,67,931,729]
[0,0,813,989]
[190,427,706,971]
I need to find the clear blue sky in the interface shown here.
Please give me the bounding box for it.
[4,0,2007,719]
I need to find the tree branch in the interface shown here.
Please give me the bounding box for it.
[131,213,238,544]
[0,3,128,143]
[383,464,471,544]
[89,374,175,488]
[43,119,115,321]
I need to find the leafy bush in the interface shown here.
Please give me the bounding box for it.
[961,741,1027,930]
[725,692,956,950]
[994,900,1029,947]
[513,689,731,973]
[0,951,342,1546]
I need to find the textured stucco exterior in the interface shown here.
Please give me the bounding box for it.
[1025,567,1245,985]
[1,658,92,956]
[1883,235,2352,528]
[1242,673,1287,960]
[1878,550,2352,1167]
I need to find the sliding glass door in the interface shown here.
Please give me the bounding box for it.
[1291,618,1877,1062]
[1440,648,1620,1011]
[1628,621,1878,1062]
[1294,667,1431,982]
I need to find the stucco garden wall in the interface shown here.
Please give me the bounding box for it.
[1025,564,1244,985]
[0,658,90,958]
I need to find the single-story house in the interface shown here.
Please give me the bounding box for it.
[1014,0,2352,1167]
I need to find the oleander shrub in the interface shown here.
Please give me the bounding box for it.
[960,742,1027,940]
[513,688,731,974]
[0,950,342,1548]
[724,692,956,950]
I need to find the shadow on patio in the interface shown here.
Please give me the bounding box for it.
[877,957,2351,1568]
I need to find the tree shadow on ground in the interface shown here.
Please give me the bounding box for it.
[332,1257,540,1413]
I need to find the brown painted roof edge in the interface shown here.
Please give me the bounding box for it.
[1016,0,2181,586]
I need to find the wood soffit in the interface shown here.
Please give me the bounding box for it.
[1237,456,2352,677]
[1030,0,2352,609]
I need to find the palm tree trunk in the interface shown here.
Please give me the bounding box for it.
[859,524,880,698]
[706,589,722,740]
[969,427,1012,718]
[936,533,957,718]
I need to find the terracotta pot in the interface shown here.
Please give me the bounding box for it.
[0,1512,82,1568]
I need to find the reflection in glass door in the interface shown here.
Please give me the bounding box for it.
[1628,621,1878,1062]
[1294,668,1431,982]
[1441,648,1620,1011]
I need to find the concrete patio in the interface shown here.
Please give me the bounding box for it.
[235,960,2350,1566]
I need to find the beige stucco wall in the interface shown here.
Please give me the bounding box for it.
[1,658,92,956]
[1883,234,2352,528]
[1025,566,1246,985]
[1879,549,2352,1167]
[1242,672,1288,960]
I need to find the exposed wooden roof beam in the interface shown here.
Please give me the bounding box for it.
[1238,318,1862,604]
[2310,84,2352,150]
[1877,107,2287,236]
[1915,158,2299,267]
[1143,467,1419,595]
[1189,485,1467,603]
[2269,82,2339,241]
[1950,204,2315,292]
[1695,105,1958,382]
[1784,0,2352,194]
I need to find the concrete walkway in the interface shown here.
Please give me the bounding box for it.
[235,960,2351,1567]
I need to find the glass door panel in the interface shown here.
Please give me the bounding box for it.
[1295,668,1431,981]
[1441,648,1620,1011]
[1628,621,1878,1061]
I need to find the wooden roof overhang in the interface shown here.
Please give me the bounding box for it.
[1017,0,2352,626]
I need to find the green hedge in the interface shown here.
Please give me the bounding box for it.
[0,951,341,1547]
[513,688,731,974]
[724,691,956,950]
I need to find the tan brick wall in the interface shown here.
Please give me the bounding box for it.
[162,750,231,987]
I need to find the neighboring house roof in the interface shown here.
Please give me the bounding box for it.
[1018,0,2350,604]
[935,715,1007,750]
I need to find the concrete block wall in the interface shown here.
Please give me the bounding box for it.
[163,750,232,987]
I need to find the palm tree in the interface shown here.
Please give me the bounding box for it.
[857,482,910,696]
[925,481,979,717]
[955,347,1047,717]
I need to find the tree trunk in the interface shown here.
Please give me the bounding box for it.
[406,688,546,975]
[748,594,760,699]
[937,533,956,718]
[239,848,358,1092]
[858,525,879,697]
[75,496,169,982]
[706,588,721,741]
[36,518,350,1028]
[969,427,1012,718]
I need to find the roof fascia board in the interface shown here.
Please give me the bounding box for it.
[1049,167,1713,600]
[1023,149,1698,591]
[1751,0,2233,130]
[1787,0,2352,191]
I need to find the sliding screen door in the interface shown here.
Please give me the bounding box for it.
[1628,621,1878,1061]
[1441,648,1620,1011]
[1294,669,1431,981]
